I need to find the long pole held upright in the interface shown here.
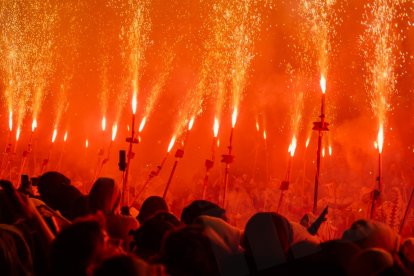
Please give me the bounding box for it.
[312,75,329,214]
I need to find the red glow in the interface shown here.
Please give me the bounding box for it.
[132,92,137,115]
[288,136,297,157]
[8,111,12,132]
[101,116,106,131]
[167,135,176,152]
[16,127,20,141]
[377,125,384,154]
[111,124,118,141]
[139,117,146,133]
[232,107,238,128]
[52,129,57,143]
[32,118,37,132]
[188,116,195,131]
[213,117,219,138]
[320,74,326,94]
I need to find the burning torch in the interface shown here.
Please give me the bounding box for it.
[40,128,57,175]
[277,136,297,213]
[221,108,237,207]
[312,75,329,214]
[370,126,384,219]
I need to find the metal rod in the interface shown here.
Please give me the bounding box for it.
[163,159,178,199]
[399,188,414,234]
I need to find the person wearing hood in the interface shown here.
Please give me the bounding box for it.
[89,177,138,249]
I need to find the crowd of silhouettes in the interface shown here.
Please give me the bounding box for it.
[1,171,414,275]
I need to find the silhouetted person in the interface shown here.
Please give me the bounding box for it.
[93,254,152,276]
[89,178,138,248]
[137,196,169,224]
[181,200,227,225]
[50,216,108,276]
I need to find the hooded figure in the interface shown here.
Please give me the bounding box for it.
[242,212,293,274]
[180,200,227,225]
[37,171,84,220]
[89,178,138,248]
[137,196,169,224]
[342,219,401,253]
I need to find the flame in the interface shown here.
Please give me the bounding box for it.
[306,137,310,148]
[320,74,327,94]
[322,147,325,158]
[102,116,106,131]
[16,127,21,141]
[263,130,267,140]
[52,129,57,143]
[374,141,378,149]
[139,116,147,133]
[213,117,219,138]
[256,120,259,132]
[188,116,195,131]
[132,92,137,115]
[329,145,332,156]
[167,135,176,153]
[64,131,68,142]
[85,139,89,148]
[127,125,130,132]
[112,124,118,141]
[32,118,37,132]
[288,136,297,157]
[377,125,384,154]
[8,111,12,131]
[217,138,220,147]
[231,107,238,128]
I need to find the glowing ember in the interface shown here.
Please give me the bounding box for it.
[32,118,37,132]
[213,117,219,138]
[167,135,176,153]
[64,131,68,142]
[256,120,259,132]
[322,147,326,158]
[328,145,332,156]
[320,74,327,94]
[111,124,118,141]
[16,127,21,141]
[52,129,57,143]
[288,136,297,157]
[377,125,384,154]
[306,137,310,148]
[8,111,12,132]
[85,139,89,148]
[139,117,147,133]
[132,92,138,115]
[231,107,238,128]
[101,116,106,131]
[188,116,195,131]
[263,130,267,140]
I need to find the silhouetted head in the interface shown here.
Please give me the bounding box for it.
[342,219,400,253]
[243,212,293,272]
[180,200,226,225]
[89,178,120,214]
[161,226,229,276]
[93,254,149,276]
[38,171,82,220]
[137,196,168,224]
[0,224,34,276]
[50,216,108,276]
[130,214,178,260]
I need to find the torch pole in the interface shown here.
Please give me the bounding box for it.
[370,152,382,219]
[399,187,414,234]
[222,127,234,207]
[131,153,168,206]
[312,91,328,214]
[40,144,53,175]
[17,132,34,185]
[163,149,184,199]
[122,114,136,207]
[163,159,178,199]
